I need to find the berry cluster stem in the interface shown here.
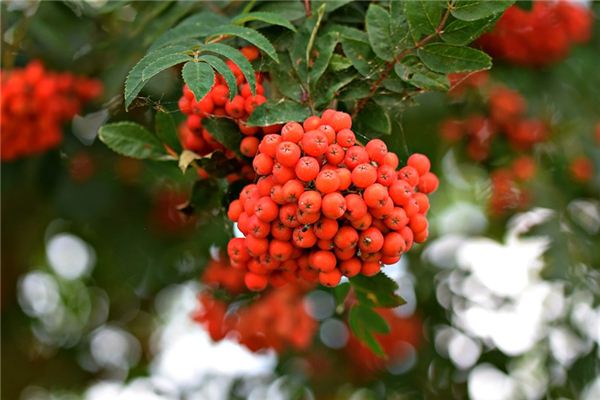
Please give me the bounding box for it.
[352,7,451,118]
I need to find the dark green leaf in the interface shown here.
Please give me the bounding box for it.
[254,1,306,21]
[141,53,192,82]
[268,54,304,102]
[313,70,357,109]
[232,11,296,31]
[181,61,215,102]
[207,25,278,62]
[247,100,312,126]
[199,55,238,101]
[290,22,311,82]
[309,32,339,83]
[338,80,371,101]
[404,1,442,42]
[202,118,244,158]
[441,14,500,45]
[333,282,350,306]
[451,0,515,21]
[348,304,390,357]
[355,101,392,136]
[395,56,450,91]
[312,0,353,13]
[341,37,383,77]
[350,273,406,308]
[149,12,229,51]
[99,122,168,160]
[154,111,182,153]
[365,4,394,61]
[417,43,492,73]
[202,43,256,95]
[124,44,193,110]
[330,54,353,71]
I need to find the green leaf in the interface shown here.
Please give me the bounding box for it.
[417,43,492,73]
[404,0,443,41]
[309,32,339,83]
[232,11,296,31]
[202,118,244,157]
[202,43,256,95]
[313,70,357,109]
[355,102,392,136]
[181,61,215,102]
[350,273,406,308]
[341,37,383,77]
[395,56,450,91]
[207,25,278,62]
[441,14,500,45]
[199,55,238,101]
[246,100,311,127]
[154,111,182,153]
[333,282,350,306]
[149,12,229,51]
[99,122,168,160]
[124,44,193,110]
[365,4,394,61]
[451,0,515,21]
[348,304,390,357]
[268,54,304,102]
[330,54,353,71]
[312,0,353,13]
[141,53,192,82]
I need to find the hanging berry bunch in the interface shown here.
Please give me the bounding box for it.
[477,0,593,67]
[1,60,102,161]
[227,110,438,291]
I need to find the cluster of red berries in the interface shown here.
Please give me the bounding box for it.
[177,45,278,161]
[440,84,547,161]
[477,1,592,67]
[569,156,595,183]
[489,156,536,216]
[192,284,316,352]
[0,60,102,161]
[226,110,439,291]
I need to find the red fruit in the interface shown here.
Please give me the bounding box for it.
[245,95,266,114]
[326,143,345,165]
[259,134,282,157]
[293,226,318,248]
[282,179,304,203]
[276,141,301,167]
[417,172,439,194]
[303,116,322,131]
[398,166,420,187]
[318,124,336,144]
[319,269,342,287]
[254,196,279,222]
[339,258,361,277]
[344,146,369,170]
[359,227,384,253]
[245,272,268,291]
[330,111,352,132]
[301,130,329,157]
[298,190,322,213]
[336,129,356,148]
[240,45,260,61]
[345,194,368,219]
[361,261,381,277]
[382,232,406,257]
[281,122,304,143]
[225,95,245,118]
[227,199,243,221]
[363,183,389,209]
[272,162,296,184]
[240,136,259,157]
[271,221,292,241]
[365,139,388,163]
[309,250,337,272]
[334,226,359,249]
[336,168,352,191]
[316,169,340,194]
[351,163,377,188]
[407,153,431,175]
[313,218,339,240]
[269,240,294,261]
[322,192,346,219]
[295,156,321,182]
[253,153,274,175]
[211,84,229,106]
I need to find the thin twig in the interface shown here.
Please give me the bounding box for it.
[303,0,312,17]
[352,7,452,118]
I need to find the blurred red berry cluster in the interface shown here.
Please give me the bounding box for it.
[227,110,438,291]
[1,60,102,161]
[477,1,593,67]
[192,259,316,352]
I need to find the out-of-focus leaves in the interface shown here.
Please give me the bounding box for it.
[149,12,229,51]
[355,101,392,137]
[154,111,182,153]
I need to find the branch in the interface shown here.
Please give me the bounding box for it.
[352,7,451,118]
[303,0,312,17]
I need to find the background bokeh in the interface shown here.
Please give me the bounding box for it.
[2,1,599,399]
